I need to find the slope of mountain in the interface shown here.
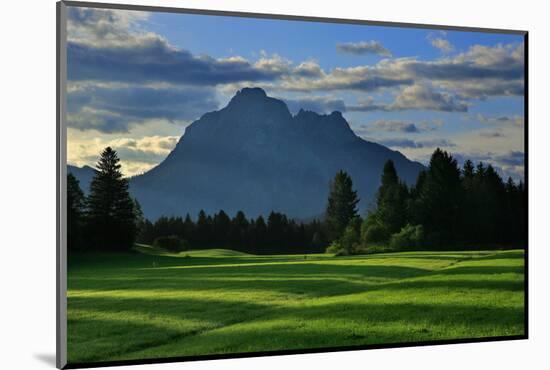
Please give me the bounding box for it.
[67,164,95,194]
[129,87,425,220]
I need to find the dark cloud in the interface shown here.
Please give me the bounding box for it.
[68,42,286,86]
[349,77,414,91]
[479,129,505,138]
[68,85,218,132]
[281,74,413,93]
[371,120,420,133]
[336,41,392,57]
[407,60,523,81]
[496,151,524,166]
[378,138,456,149]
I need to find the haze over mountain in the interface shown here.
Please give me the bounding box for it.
[67,164,95,194]
[112,87,421,220]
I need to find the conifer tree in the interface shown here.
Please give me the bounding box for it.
[325,170,360,241]
[410,148,463,244]
[362,160,408,244]
[86,147,137,250]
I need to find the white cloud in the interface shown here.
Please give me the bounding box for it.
[430,38,454,53]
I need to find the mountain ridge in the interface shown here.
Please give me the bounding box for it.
[127,87,425,220]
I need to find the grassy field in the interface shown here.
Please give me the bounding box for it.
[67,247,525,364]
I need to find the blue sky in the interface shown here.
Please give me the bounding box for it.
[66,6,525,180]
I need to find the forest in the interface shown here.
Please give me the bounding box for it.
[67,147,526,255]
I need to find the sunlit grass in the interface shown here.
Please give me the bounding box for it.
[67,248,525,364]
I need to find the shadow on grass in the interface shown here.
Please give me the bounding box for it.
[67,295,525,363]
[69,263,431,298]
[436,265,524,276]
[363,250,524,261]
[69,257,524,299]
[67,249,525,363]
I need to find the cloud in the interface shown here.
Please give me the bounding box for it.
[67,9,288,86]
[370,120,420,133]
[479,128,506,138]
[336,41,392,57]
[68,7,523,105]
[68,42,288,86]
[68,8,524,104]
[348,85,467,112]
[67,7,150,47]
[67,85,219,133]
[282,95,347,114]
[347,97,389,112]
[68,133,179,176]
[280,43,524,99]
[253,53,293,75]
[477,113,524,126]
[294,61,323,78]
[496,151,524,166]
[389,84,468,112]
[362,119,444,134]
[279,71,413,93]
[430,38,454,53]
[377,138,456,149]
[418,119,444,131]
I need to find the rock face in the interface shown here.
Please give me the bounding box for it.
[125,87,425,220]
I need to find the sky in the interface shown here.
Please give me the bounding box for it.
[66,6,525,180]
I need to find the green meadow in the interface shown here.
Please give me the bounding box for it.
[67,247,525,364]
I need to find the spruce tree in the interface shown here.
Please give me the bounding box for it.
[86,147,137,251]
[252,216,267,252]
[325,170,360,241]
[183,214,195,244]
[376,161,408,233]
[230,211,249,247]
[362,160,408,244]
[460,159,476,242]
[212,210,231,247]
[196,210,211,247]
[410,148,463,245]
[133,198,145,238]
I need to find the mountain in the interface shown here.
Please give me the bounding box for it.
[129,87,425,220]
[67,164,95,194]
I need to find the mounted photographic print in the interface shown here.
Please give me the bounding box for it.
[57,1,528,368]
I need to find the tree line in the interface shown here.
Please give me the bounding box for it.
[68,147,525,254]
[326,148,526,255]
[137,211,328,254]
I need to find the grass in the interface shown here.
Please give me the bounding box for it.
[67,247,525,364]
